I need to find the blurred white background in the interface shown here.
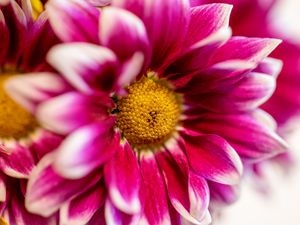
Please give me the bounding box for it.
[215,125,300,225]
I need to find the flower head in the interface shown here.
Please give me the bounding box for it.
[0,0,62,223]
[7,0,288,224]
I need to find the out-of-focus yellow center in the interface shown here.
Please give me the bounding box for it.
[0,217,9,225]
[0,74,38,139]
[117,76,181,149]
[30,0,44,20]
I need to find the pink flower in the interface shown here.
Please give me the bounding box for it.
[7,0,287,224]
[0,0,62,223]
[199,0,300,126]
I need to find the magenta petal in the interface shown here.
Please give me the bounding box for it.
[99,7,150,63]
[54,122,120,179]
[112,0,190,68]
[186,72,276,112]
[1,1,27,64]
[254,57,283,78]
[139,154,171,225]
[211,37,281,64]
[30,130,63,159]
[9,190,58,225]
[0,10,9,65]
[104,142,141,214]
[47,43,119,95]
[5,72,70,113]
[185,4,232,47]
[156,148,210,224]
[37,92,111,135]
[209,181,240,205]
[185,111,288,161]
[182,133,243,185]
[60,184,106,225]
[166,27,231,81]
[105,199,140,225]
[0,145,35,178]
[87,207,106,225]
[46,0,100,43]
[26,154,102,217]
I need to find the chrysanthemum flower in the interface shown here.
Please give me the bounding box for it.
[0,0,62,223]
[7,0,288,224]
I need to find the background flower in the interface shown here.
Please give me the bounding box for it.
[0,0,62,223]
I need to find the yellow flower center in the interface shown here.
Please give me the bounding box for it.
[30,0,45,20]
[0,74,38,139]
[116,76,181,150]
[0,217,9,225]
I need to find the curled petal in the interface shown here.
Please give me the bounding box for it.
[47,43,119,95]
[99,7,150,63]
[37,92,111,135]
[181,133,243,185]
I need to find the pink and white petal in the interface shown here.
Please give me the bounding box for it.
[54,122,119,179]
[188,172,210,223]
[185,4,232,47]
[186,72,276,112]
[184,112,288,161]
[254,57,283,78]
[211,37,281,65]
[60,184,106,225]
[105,200,140,225]
[88,207,106,225]
[112,0,190,69]
[26,153,102,217]
[104,142,141,214]
[47,43,119,95]
[37,92,111,135]
[30,130,64,159]
[100,7,150,63]
[181,133,243,185]
[46,0,100,43]
[139,154,171,225]
[165,27,231,85]
[179,60,255,96]
[156,150,209,225]
[5,72,69,113]
[0,144,35,178]
[118,52,144,89]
